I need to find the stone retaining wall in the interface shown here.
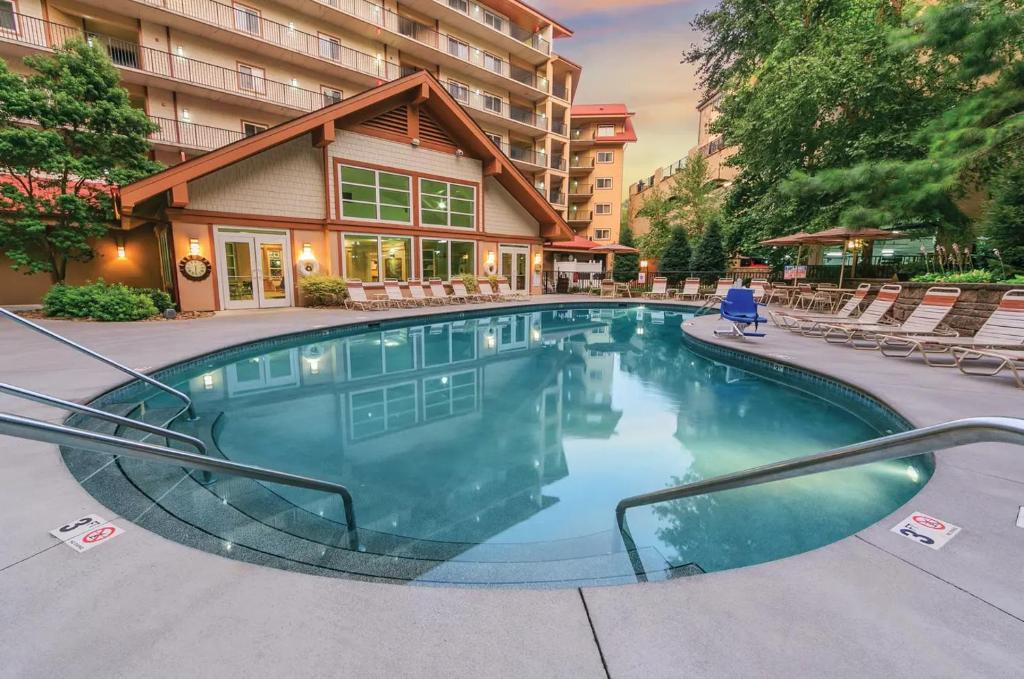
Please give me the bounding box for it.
[886,283,1018,336]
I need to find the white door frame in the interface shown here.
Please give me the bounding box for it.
[214,227,293,310]
[499,245,530,292]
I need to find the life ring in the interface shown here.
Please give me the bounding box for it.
[484,262,497,276]
[296,259,320,277]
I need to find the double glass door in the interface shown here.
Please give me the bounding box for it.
[500,246,529,292]
[215,230,292,309]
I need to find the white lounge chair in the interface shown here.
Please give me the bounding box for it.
[429,279,462,304]
[822,286,960,348]
[643,277,670,299]
[409,280,441,306]
[451,278,484,303]
[797,284,902,337]
[497,277,528,301]
[344,280,388,311]
[675,277,701,301]
[768,283,871,329]
[383,279,413,308]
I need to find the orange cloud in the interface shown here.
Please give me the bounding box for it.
[537,0,681,17]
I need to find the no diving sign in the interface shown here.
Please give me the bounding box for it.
[50,514,125,553]
[891,512,960,550]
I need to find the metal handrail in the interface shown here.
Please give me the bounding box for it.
[0,383,206,454]
[0,308,196,420]
[616,416,1024,525]
[0,412,358,550]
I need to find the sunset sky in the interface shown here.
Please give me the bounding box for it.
[531,0,716,196]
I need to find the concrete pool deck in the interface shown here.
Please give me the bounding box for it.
[0,298,1021,678]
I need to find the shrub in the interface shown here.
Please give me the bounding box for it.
[659,227,692,276]
[613,224,640,282]
[298,274,347,306]
[1001,275,1024,285]
[138,288,174,313]
[690,217,727,282]
[910,269,999,284]
[458,273,479,292]
[43,280,157,321]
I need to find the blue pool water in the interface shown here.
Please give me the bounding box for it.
[67,305,931,586]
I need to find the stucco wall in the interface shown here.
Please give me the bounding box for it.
[188,135,324,219]
[483,177,538,236]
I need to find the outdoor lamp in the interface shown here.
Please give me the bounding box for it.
[300,243,315,260]
[533,252,542,271]
[189,238,201,255]
[114,234,126,259]
[640,260,649,269]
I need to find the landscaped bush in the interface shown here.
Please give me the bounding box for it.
[458,273,479,292]
[138,287,174,313]
[1001,275,1024,285]
[298,274,347,306]
[910,270,1000,284]
[43,281,158,321]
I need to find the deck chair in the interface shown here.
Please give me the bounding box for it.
[879,289,1024,366]
[643,277,670,299]
[822,287,960,348]
[497,277,528,301]
[409,280,441,306]
[599,278,617,298]
[477,280,502,302]
[769,283,871,330]
[429,279,461,304]
[749,279,770,302]
[451,278,484,303]
[383,279,413,308]
[675,278,702,301]
[797,284,901,337]
[713,288,767,339]
[345,280,388,311]
[952,347,1024,388]
[703,278,734,302]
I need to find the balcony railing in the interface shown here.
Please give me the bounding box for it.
[698,136,727,157]
[567,210,593,223]
[549,190,566,206]
[435,0,550,55]
[0,12,327,112]
[148,115,246,151]
[137,0,397,81]
[568,184,593,196]
[444,82,547,131]
[570,155,595,169]
[500,143,546,168]
[550,155,567,171]
[552,82,568,101]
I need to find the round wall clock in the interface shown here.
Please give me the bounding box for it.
[179,255,212,282]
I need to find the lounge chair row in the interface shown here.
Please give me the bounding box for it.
[769,285,1024,388]
[345,277,528,311]
[631,277,755,302]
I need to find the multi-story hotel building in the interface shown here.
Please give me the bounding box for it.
[0,0,583,211]
[627,91,735,238]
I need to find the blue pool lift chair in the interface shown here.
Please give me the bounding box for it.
[714,288,768,339]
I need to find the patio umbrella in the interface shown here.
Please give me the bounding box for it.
[759,232,815,271]
[800,227,907,287]
[590,243,639,254]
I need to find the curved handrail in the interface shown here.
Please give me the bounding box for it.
[0,412,358,550]
[0,383,206,454]
[617,416,1024,525]
[0,308,196,420]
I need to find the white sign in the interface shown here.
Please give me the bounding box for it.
[50,515,125,552]
[890,512,960,550]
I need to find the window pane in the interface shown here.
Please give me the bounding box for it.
[422,210,448,226]
[380,173,409,190]
[383,329,415,373]
[421,195,446,211]
[421,180,447,197]
[342,166,375,185]
[424,326,451,367]
[422,239,449,279]
[450,213,474,228]
[342,184,376,203]
[379,206,411,222]
[451,241,475,275]
[348,336,383,379]
[379,188,409,207]
[344,235,380,281]
[450,199,473,214]
[380,237,411,281]
[450,184,474,200]
[343,202,376,219]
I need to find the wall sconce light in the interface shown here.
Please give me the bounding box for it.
[189,238,201,255]
[300,242,315,260]
[411,138,421,147]
[306,357,320,375]
[455,149,464,158]
[116,245,126,259]
[114,234,126,259]
[202,374,214,390]
[181,109,190,121]
[640,259,649,269]
[533,252,543,272]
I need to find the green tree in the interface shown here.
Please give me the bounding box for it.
[669,153,719,236]
[690,218,727,276]
[613,223,640,282]
[686,1,954,256]
[982,156,1024,270]
[659,227,692,275]
[635,188,675,261]
[0,40,160,283]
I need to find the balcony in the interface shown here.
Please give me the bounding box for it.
[552,82,568,102]
[550,155,567,172]
[0,13,327,115]
[148,115,246,152]
[549,190,566,207]
[568,184,593,199]
[501,143,546,171]
[698,136,727,156]
[444,82,548,136]
[569,155,595,173]
[400,0,550,62]
[550,121,567,137]
[567,210,593,224]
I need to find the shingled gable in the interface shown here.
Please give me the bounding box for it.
[119,71,572,240]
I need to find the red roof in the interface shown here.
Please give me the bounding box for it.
[570,104,632,117]
[547,236,600,251]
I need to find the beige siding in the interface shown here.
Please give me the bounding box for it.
[483,177,539,237]
[188,135,324,219]
[327,130,482,217]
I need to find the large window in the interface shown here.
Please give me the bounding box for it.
[422,239,475,280]
[340,165,412,223]
[343,234,413,282]
[1,1,17,32]
[420,179,476,228]
[597,151,614,164]
[596,177,613,190]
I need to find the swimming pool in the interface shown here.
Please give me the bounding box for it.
[64,304,931,587]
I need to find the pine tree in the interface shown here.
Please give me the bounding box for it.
[0,40,160,282]
[982,158,1024,270]
[659,227,692,277]
[690,218,727,279]
[613,223,640,282]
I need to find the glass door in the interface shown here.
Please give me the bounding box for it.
[215,230,292,310]
[500,246,530,292]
